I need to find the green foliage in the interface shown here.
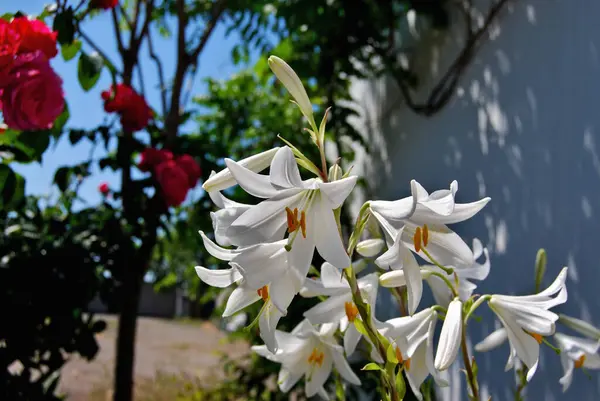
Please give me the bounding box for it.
[77,51,104,92]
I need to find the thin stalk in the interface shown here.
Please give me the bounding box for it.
[429,271,458,298]
[461,321,479,400]
[422,248,454,275]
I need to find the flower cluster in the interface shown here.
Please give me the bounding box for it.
[101,83,152,132]
[194,56,590,400]
[0,17,64,131]
[139,148,201,207]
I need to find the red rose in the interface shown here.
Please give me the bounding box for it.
[155,160,190,207]
[10,17,57,59]
[0,20,20,75]
[98,182,110,195]
[138,148,173,172]
[175,155,201,188]
[0,51,64,131]
[101,83,151,132]
[90,0,119,10]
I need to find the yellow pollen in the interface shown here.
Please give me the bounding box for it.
[395,346,411,371]
[344,302,359,322]
[414,227,422,253]
[257,286,269,301]
[308,348,325,367]
[527,331,543,344]
[423,224,429,247]
[285,207,306,238]
[300,211,306,238]
[575,354,586,369]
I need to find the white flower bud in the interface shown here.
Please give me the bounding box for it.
[202,147,279,193]
[356,238,385,257]
[435,298,463,371]
[268,56,314,122]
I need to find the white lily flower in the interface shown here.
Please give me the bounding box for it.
[268,56,315,124]
[554,333,600,392]
[373,223,423,315]
[474,327,508,352]
[356,238,385,258]
[558,314,600,340]
[370,180,490,269]
[486,267,568,381]
[252,320,361,399]
[224,146,357,274]
[302,262,379,356]
[381,308,448,401]
[202,148,279,193]
[434,299,463,371]
[194,232,297,352]
[425,238,490,307]
[206,174,253,246]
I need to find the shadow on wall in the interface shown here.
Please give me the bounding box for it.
[350,0,600,399]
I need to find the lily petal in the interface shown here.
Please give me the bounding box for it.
[318,176,358,209]
[225,157,280,198]
[304,293,351,325]
[199,230,242,261]
[223,287,261,317]
[305,351,333,397]
[344,324,362,356]
[314,196,351,270]
[270,270,299,314]
[475,327,508,352]
[195,266,242,288]
[203,148,279,193]
[278,367,303,393]
[434,299,462,371]
[332,347,361,385]
[320,262,349,289]
[269,147,304,189]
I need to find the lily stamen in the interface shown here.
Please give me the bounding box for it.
[257,286,269,301]
[413,226,422,253]
[526,330,544,344]
[308,347,325,367]
[575,354,586,369]
[344,302,359,322]
[395,346,411,371]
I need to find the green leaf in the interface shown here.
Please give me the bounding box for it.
[54,166,73,192]
[395,369,406,399]
[61,39,81,61]
[353,319,369,337]
[1,13,13,21]
[361,362,383,372]
[0,165,25,210]
[51,103,70,139]
[78,52,103,91]
[386,342,398,364]
[53,7,75,45]
[16,131,51,162]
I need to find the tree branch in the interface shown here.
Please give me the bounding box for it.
[110,8,125,56]
[164,0,227,141]
[147,30,167,116]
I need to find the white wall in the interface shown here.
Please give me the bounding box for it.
[349,0,600,399]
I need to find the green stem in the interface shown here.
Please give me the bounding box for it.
[428,271,458,298]
[464,295,491,323]
[461,320,479,401]
[422,248,454,275]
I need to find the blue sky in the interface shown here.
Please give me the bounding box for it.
[2,1,253,206]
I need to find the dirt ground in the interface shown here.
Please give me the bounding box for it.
[57,314,248,401]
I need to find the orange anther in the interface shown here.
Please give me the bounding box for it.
[575,354,586,369]
[529,332,543,344]
[405,358,411,371]
[414,227,422,253]
[344,302,359,322]
[423,224,429,247]
[307,348,324,367]
[395,346,404,363]
[286,207,295,231]
[257,286,269,301]
[300,211,307,238]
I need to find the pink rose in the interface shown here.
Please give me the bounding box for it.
[98,182,109,195]
[138,148,173,172]
[155,160,190,207]
[175,155,201,188]
[0,51,64,131]
[10,17,57,59]
[0,19,20,75]
[101,83,152,132]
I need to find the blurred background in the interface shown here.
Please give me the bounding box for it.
[1,0,599,400]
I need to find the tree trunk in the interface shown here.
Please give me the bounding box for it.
[113,264,142,401]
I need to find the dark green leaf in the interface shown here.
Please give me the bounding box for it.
[91,320,107,333]
[17,131,51,162]
[61,39,81,61]
[98,157,118,171]
[0,164,25,210]
[362,362,383,371]
[51,103,70,139]
[77,52,103,92]
[53,7,75,45]
[54,167,72,192]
